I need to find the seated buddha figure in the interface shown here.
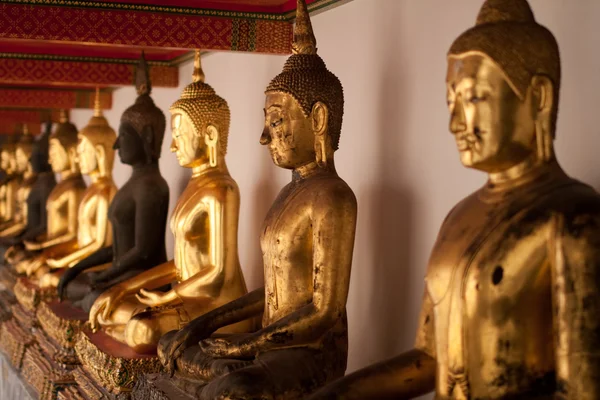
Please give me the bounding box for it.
[0,124,56,247]
[0,135,20,227]
[309,1,600,399]
[7,113,85,267]
[157,2,358,398]
[15,100,117,288]
[0,126,38,238]
[57,55,170,313]
[88,50,250,354]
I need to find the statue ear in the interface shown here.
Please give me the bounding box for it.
[531,75,554,162]
[311,102,329,137]
[205,125,219,167]
[141,125,156,163]
[311,102,332,167]
[94,144,106,175]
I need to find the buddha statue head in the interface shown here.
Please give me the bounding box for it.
[49,110,79,175]
[446,0,560,174]
[14,125,35,175]
[262,0,343,171]
[170,50,230,170]
[0,135,17,175]
[169,50,231,168]
[77,90,117,177]
[116,53,166,166]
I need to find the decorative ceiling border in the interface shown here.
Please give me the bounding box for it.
[0,58,178,88]
[0,87,112,109]
[0,3,293,54]
[0,52,174,66]
[0,0,347,21]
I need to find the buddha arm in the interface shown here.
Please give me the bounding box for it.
[27,191,79,250]
[309,291,437,400]
[21,185,50,241]
[231,190,357,356]
[172,194,229,301]
[47,192,110,269]
[93,193,167,284]
[119,260,177,294]
[0,220,25,237]
[551,213,600,399]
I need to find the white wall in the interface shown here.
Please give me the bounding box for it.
[70,0,600,390]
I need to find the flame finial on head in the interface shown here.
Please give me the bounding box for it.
[192,50,205,84]
[59,109,68,124]
[292,0,317,55]
[93,87,102,117]
[135,51,151,96]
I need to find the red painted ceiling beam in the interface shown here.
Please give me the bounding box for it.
[0,58,178,88]
[0,88,112,109]
[0,2,294,54]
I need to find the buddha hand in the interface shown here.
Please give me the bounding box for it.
[89,284,127,332]
[158,317,216,376]
[199,334,254,358]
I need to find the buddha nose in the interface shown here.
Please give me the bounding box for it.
[170,139,177,152]
[260,128,271,146]
[450,96,467,135]
[112,137,120,150]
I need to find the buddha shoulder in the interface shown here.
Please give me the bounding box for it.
[304,175,357,212]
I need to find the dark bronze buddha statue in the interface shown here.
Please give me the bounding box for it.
[57,55,170,313]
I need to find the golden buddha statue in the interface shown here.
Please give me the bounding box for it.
[87,50,250,355]
[309,1,600,399]
[156,2,357,398]
[0,135,20,227]
[7,112,85,267]
[15,97,117,287]
[0,126,35,237]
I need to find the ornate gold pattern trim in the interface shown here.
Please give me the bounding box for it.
[0,318,35,369]
[75,332,163,394]
[38,301,86,350]
[14,278,57,312]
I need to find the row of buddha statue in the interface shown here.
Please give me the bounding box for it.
[0,0,598,398]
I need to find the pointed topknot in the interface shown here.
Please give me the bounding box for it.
[292,0,317,55]
[476,0,535,25]
[93,87,103,117]
[59,109,69,123]
[192,50,205,83]
[135,51,152,96]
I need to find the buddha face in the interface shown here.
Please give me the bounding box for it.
[262,92,314,169]
[0,149,13,173]
[15,146,30,173]
[115,123,145,166]
[77,134,98,174]
[446,53,536,173]
[48,138,69,173]
[170,112,204,168]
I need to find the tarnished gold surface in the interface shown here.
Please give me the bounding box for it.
[74,330,163,394]
[157,2,357,399]
[89,50,250,353]
[309,1,600,399]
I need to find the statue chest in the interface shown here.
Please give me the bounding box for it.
[427,193,556,397]
[261,183,314,322]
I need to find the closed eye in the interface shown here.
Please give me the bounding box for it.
[270,118,283,128]
[469,96,486,104]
